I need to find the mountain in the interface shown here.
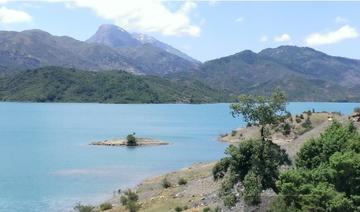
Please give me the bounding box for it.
[86,24,200,75]
[132,32,200,64]
[0,67,231,103]
[0,29,136,72]
[259,46,360,87]
[87,24,141,48]
[85,24,199,64]
[0,26,198,75]
[168,46,360,102]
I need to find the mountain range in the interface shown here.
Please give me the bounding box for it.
[168,46,360,101]
[0,25,360,102]
[0,24,198,75]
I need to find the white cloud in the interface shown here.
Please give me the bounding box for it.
[260,35,268,43]
[235,17,244,23]
[274,33,291,42]
[305,25,358,46]
[0,6,32,24]
[60,0,200,37]
[208,0,218,7]
[334,16,347,24]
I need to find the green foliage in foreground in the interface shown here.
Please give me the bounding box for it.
[120,189,140,212]
[0,67,232,104]
[213,139,291,207]
[271,121,360,211]
[230,90,288,140]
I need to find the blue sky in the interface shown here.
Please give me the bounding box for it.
[0,1,359,62]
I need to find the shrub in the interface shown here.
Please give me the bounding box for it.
[162,177,171,188]
[213,139,290,207]
[126,133,137,146]
[120,189,140,212]
[231,130,236,136]
[285,112,292,119]
[214,206,221,212]
[295,115,302,123]
[222,193,237,207]
[203,207,211,212]
[273,122,360,211]
[301,117,312,130]
[299,114,304,119]
[73,203,94,212]
[306,110,312,116]
[282,122,291,136]
[178,177,187,185]
[243,171,262,205]
[175,206,183,212]
[100,202,112,211]
[354,107,360,113]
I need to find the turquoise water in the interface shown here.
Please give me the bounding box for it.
[0,102,358,212]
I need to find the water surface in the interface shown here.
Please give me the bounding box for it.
[0,102,358,211]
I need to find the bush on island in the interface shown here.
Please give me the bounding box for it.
[126,133,137,146]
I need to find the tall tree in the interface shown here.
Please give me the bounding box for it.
[230,89,288,140]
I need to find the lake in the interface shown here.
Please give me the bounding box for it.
[0,102,358,212]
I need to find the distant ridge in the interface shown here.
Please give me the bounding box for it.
[168,45,360,102]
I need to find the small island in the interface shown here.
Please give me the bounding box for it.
[90,133,169,147]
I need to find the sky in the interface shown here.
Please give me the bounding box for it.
[0,0,359,62]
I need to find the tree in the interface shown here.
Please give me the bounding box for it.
[296,121,357,169]
[272,122,360,211]
[120,189,140,212]
[213,139,290,207]
[126,133,137,146]
[230,90,288,140]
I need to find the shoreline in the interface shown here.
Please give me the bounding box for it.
[95,113,359,211]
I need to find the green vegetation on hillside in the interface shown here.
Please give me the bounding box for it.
[213,139,290,206]
[214,91,360,210]
[271,121,360,211]
[0,67,231,104]
[214,91,291,207]
[120,189,140,212]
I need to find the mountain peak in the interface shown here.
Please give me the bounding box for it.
[86,24,140,48]
[259,45,325,58]
[97,24,126,33]
[132,32,200,64]
[21,29,51,36]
